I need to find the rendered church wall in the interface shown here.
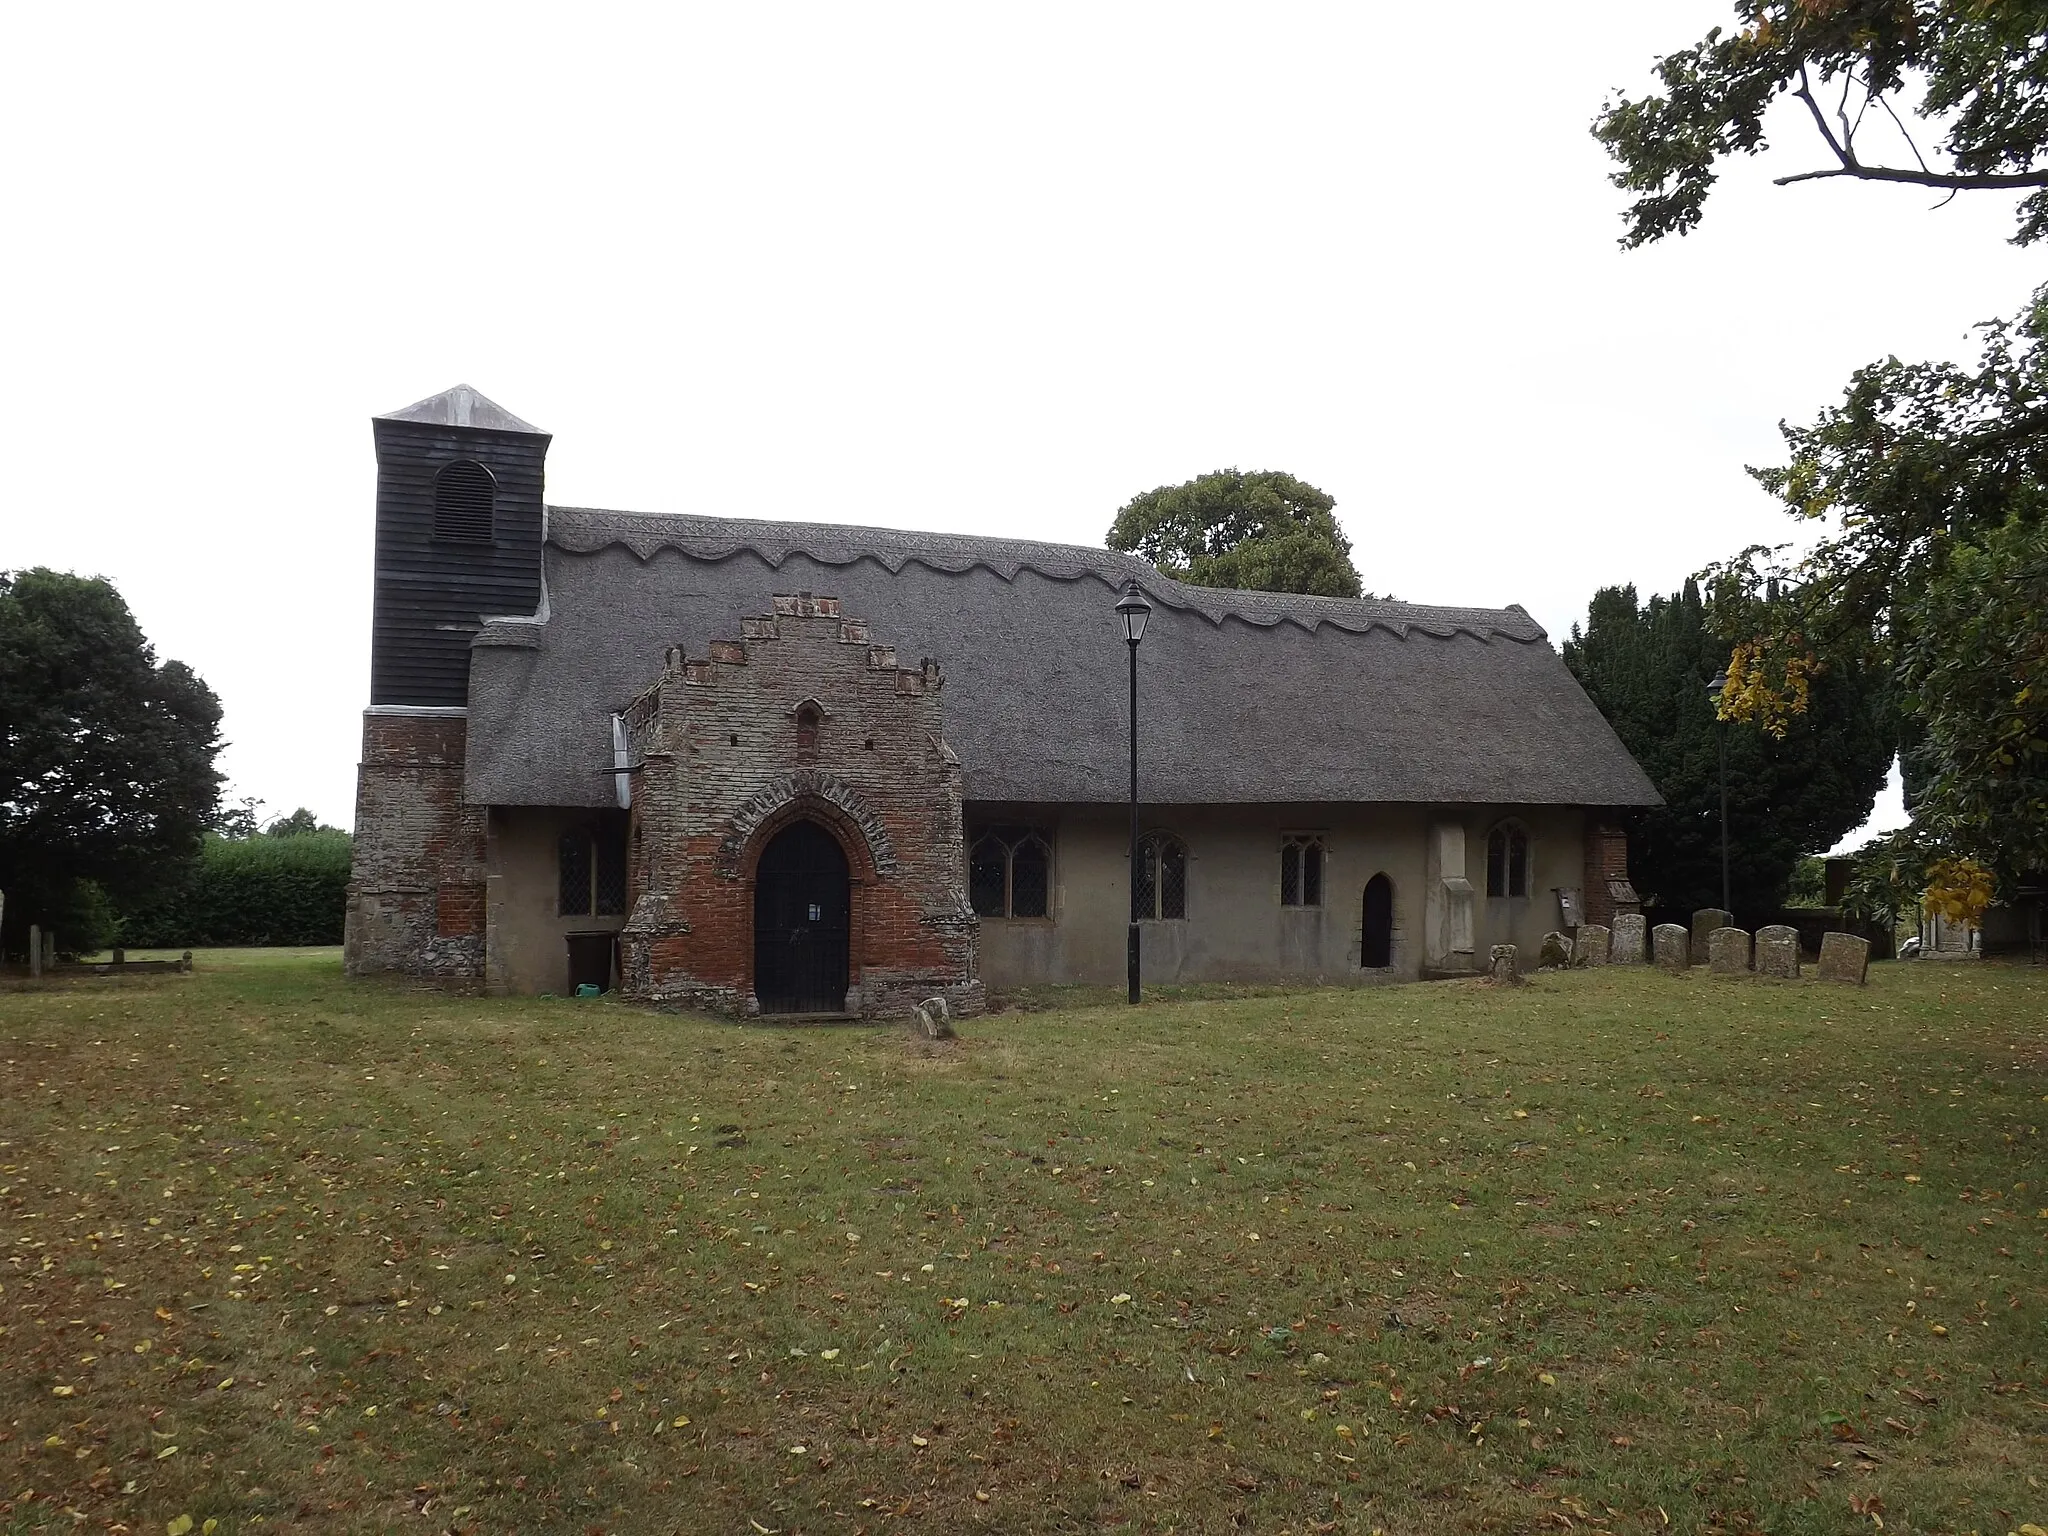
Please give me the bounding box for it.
[482,806,629,996]
[973,802,1592,991]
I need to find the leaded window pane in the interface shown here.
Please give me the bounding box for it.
[1133,837,1157,921]
[1302,841,1323,907]
[558,831,592,916]
[1487,831,1507,898]
[969,838,1008,917]
[1010,837,1050,918]
[1281,842,1301,906]
[594,820,628,916]
[1508,832,1529,898]
[1159,837,1187,919]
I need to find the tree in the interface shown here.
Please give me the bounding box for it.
[1594,1,2048,248]
[1706,288,2048,893]
[264,807,339,838]
[0,569,224,956]
[1106,469,1368,598]
[1564,580,1893,916]
[214,793,264,839]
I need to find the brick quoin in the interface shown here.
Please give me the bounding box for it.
[620,595,981,1019]
[344,711,486,978]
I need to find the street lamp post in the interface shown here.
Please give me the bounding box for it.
[1708,670,1730,915]
[1116,580,1152,1005]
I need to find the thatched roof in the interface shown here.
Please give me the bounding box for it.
[462,507,1660,811]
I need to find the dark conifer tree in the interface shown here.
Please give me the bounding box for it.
[1564,581,1892,917]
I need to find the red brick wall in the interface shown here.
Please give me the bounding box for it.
[620,595,981,1017]
[1581,817,1631,928]
[344,711,486,978]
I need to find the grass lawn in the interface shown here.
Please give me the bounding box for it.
[2,955,2043,1535]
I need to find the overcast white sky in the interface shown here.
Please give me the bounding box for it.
[3,5,2038,843]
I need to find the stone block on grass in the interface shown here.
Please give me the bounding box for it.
[1817,932,1870,985]
[1708,926,1752,975]
[1653,923,1690,973]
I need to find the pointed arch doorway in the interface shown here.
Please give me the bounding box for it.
[753,819,852,1013]
[1361,873,1394,969]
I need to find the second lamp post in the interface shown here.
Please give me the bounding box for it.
[1116,580,1153,1004]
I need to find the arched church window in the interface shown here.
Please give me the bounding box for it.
[1134,831,1188,920]
[1280,833,1324,907]
[1486,822,1530,898]
[433,460,496,543]
[968,825,1053,918]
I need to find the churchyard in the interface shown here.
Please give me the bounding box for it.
[2,954,2042,1536]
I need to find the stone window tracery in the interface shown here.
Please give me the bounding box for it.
[1280,833,1324,907]
[1134,831,1188,920]
[969,825,1052,918]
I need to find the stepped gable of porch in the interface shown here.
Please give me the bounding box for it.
[618,592,980,1019]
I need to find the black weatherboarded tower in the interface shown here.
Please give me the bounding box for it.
[346,385,551,981]
[369,385,550,706]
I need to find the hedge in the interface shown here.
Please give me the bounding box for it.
[119,832,352,947]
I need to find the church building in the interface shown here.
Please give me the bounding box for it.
[344,386,1660,1015]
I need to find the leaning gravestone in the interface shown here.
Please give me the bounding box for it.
[1488,943,1520,982]
[1817,932,1870,985]
[1653,923,1690,973]
[911,995,955,1040]
[1690,908,1734,966]
[1755,924,1801,979]
[1611,913,1646,964]
[1538,931,1574,969]
[1707,927,1752,975]
[1578,924,1611,967]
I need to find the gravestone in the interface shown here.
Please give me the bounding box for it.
[1487,943,1520,982]
[1708,926,1752,975]
[1690,908,1734,966]
[1653,923,1690,972]
[1817,932,1870,985]
[912,995,955,1040]
[1755,924,1801,979]
[1578,924,1611,967]
[28,923,41,978]
[1538,931,1574,969]
[1611,913,1646,964]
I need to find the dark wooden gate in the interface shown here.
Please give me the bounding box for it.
[753,820,851,1014]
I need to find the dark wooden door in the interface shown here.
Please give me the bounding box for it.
[753,820,851,1013]
[1361,874,1393,968]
